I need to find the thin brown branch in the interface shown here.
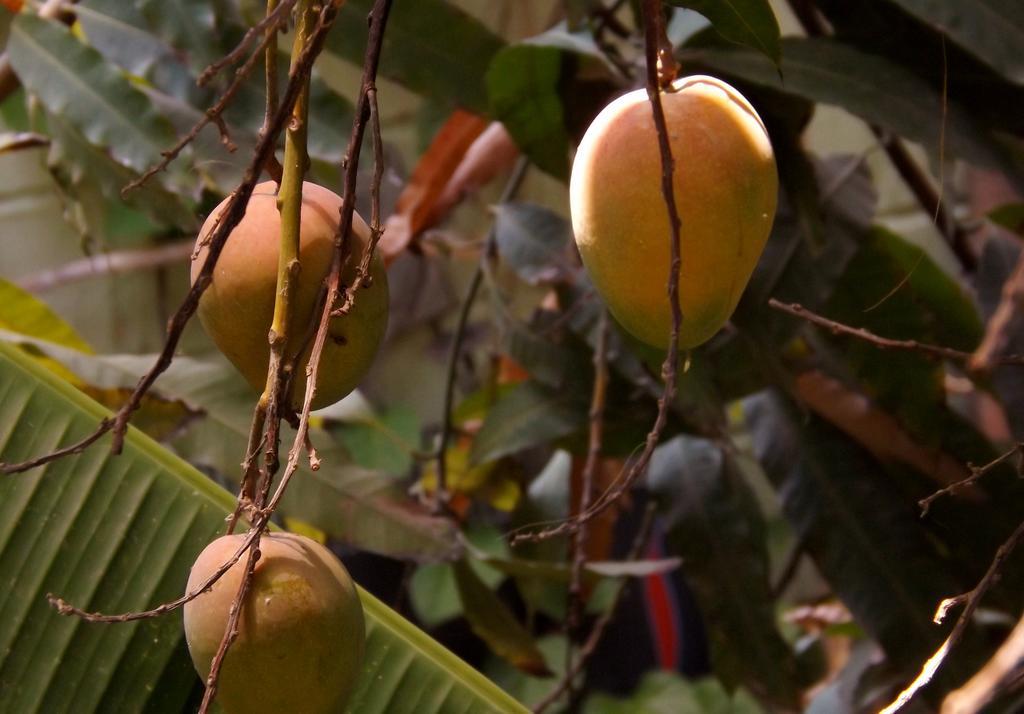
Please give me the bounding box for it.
[198,0,296,87]
[881,518,1024,713]
[227,400,269,534]
[533,503,657,714]
[919,443,1023,516]
[433,156,530,511]
[770,298,1024,366]
[329,85,389,319]
[17,240,193,293]
[513,0,683,547]
[198,531,263,714]
[2,0,340,475]
[970,250,1024,374]
[47,518,269,621]
[565,310,610,704]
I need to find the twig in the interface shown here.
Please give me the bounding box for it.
[328,84,388,318]
[512,0,683,547]
[880,518,1024,713]
[227,401,269,533]
[17,240,193,293]
[197,0,296,87]
[120,2,299,196]
[47,518,270,621]
[199,532,263,714]
[970,250,1024,374]
[943,610,1024,713]
[769,298,1024,366]
[919,443,1023,516]
[434,156,530,511]
[533,503,658,714]
[565,310,610,704]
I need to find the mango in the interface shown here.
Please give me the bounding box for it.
[569,75,777,349]
[191,181,388,409]
[183,533,365,714]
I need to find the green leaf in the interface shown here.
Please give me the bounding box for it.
[0,336,459,562]
[0,339,528,713]
[487,44,569,179]
[669,0,781,66]
[43,109,195,230]
[75,0,200,102]
[335,405,420,475]
[493,203,574,285]
[288,467,463,564]
[648,436,800,708]
[0,279,91,353]
[989,202,1024,235]
[886,0,1024,85]
[136,0,220,73]
[470,381,586,465]
[453,559,552,677]
[584,671,767,714]
[326,0,504,115]
[695,37,1021,180]
[822,226,982,437]
[8,15,177,175]
[743,392,967,668]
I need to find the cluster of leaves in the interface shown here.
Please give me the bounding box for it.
[2,1,1024,713]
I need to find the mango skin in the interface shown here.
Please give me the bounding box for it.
[191,181,388,410]
[569,75,777,349]
[183,533,366,714]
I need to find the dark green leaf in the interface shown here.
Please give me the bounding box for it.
[76,0,200,102]
[487,44,569,179]
[136,0,220,73]
[470,381,586,465]
[744,392,967,668]
[989,203,1024,235]
[695,37,1021,181]
[670,0,781,66]
[493,203,574,285]
[501,320,572,389]
[810,0,1024,137]
[648,436,800,708]
[453,559,552,677]
[886,0,1024,84]
[326,0,504,115]
[8,15,177,175]
[43,109,195,230]
[822,226,982,437]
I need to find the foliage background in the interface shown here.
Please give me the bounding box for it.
[1,0,1024,712]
